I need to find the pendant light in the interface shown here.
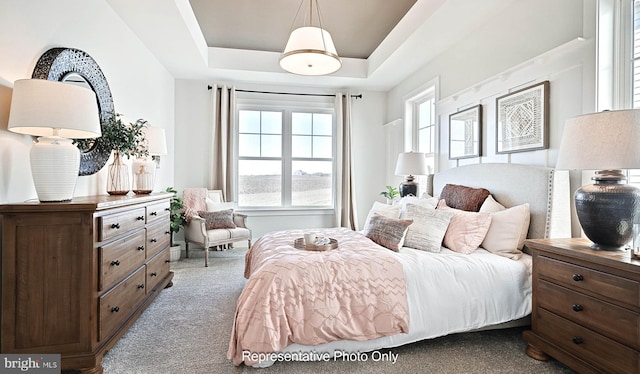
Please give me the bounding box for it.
[279,0,342,76]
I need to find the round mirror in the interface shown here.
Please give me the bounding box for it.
[32,47,114,176]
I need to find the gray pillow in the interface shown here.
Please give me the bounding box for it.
[401,203,454,252]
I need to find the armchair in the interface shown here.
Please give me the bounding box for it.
[183,188,251,267]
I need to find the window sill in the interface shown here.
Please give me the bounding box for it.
[235,208,334,217]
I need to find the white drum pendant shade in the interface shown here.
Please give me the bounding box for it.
[280,26,342,76]
[30,137,80,202]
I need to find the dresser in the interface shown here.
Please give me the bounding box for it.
[523,238,640,374]
[0,193,174,374]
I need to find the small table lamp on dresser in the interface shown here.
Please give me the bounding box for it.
[395,151,429,197]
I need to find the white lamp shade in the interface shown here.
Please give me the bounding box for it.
[556,109,640,170]
[144,126,168,155]
[280,26,342,76]
[8,79,101,138]
[395,152,429,176]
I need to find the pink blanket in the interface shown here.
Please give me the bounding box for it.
[227,227,409,366]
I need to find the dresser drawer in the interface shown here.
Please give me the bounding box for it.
[99,230,146,291]
[536,308,639,374]
[146,219,170,258]
[146,201,170,224]
[146,248,170,292]
[99,207,147,241]
[538,280,639,348]
[538,255,639,308]
[99,266,146,341]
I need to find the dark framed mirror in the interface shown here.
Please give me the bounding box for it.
[32,47,114,176]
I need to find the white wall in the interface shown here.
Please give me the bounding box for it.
[174,80,388,237]
[0,0,175,204]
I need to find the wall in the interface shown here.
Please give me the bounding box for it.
[174,80,388,237]
[0,0,175,204]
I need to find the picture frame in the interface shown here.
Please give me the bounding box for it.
[496,80,549,154]
[449,104,482,160]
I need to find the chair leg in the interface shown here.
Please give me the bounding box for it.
[205,247,209,267]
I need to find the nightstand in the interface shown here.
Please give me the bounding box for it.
[523,238,640,374]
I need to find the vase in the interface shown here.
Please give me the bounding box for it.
[132,157,156,194]
[107,151,130,195]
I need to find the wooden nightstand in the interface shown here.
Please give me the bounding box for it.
[523,238,640,374]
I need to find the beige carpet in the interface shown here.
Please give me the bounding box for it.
[100,246,576,374]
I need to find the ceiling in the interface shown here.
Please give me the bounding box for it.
[106,0,519,91]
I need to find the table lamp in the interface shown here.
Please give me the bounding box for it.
[132,125,167,194]
[556,109,640,249]
[8,79,101,202]
[395,152,429,197]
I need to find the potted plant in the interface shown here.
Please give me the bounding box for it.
[380,185,400,204]
[90,112,147,194]
[166,187,186,261]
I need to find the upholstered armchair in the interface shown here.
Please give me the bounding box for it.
[183,188,251,267]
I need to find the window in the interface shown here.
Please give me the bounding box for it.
[236,102,335,209]
[634,0,640,108]
[404,83,437,172]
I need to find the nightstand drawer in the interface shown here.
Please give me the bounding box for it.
[99,230,146,291]
[538,279,639,348]
[99,266,146,341]
[100,207,147,241]
[538,255,639,308]
[536,308,639,374]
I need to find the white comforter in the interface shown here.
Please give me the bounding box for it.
[255,245,532,367]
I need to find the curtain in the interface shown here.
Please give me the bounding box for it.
[209,84,236,201]
[334,93,358,230]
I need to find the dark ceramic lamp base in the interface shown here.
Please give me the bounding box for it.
[399,176,418,197]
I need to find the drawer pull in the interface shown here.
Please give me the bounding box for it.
[150,211,157,216]
[572,304,584,312]
[111,306,120,313]
[572,336,584,345]
[110,260,121,266]
[111,223,121,229]
[165,231,171,235]
[137,284,145,289]
[151,272,158,277]
[165,259,170,263]
[572,274,584,282]
[137,246,145,251]
[137,216,145,221]
[165,207,170,211]
[150,238,157,243]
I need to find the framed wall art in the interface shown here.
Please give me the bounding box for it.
[495,80,549,154]
[449,104,482,160]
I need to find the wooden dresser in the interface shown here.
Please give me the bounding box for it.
[523,238,640,374]
[0,193,174,374]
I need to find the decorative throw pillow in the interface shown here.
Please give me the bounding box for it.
[437,200,492,254]
[198,209,236,230]
[364,213,413,252]
[363,201,401,231]
[440,184,490,212]
[481,203,530,260]
[399,195,439,216]
[401,203,454,252]
[479,195,506,213]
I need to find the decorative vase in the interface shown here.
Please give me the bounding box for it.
[107,151,130,195]
[132,157,156,194]
[170,244,182,262]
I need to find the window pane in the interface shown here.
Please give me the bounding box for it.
[239,134,260,157]
[292,112,312,134]
[313,114,332,135]
[313,136,332,158]
[419,101,431,129]
[291,161,332,206]
[262,112,282,134]
[292,135,312,157]
[238,160,281,207]
[239,110,260,133]
[261,134,281,157]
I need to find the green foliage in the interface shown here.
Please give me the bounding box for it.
[380,185,400,199]
[166,187,186,245]
[77,112,148,159]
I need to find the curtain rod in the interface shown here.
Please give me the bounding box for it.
[207,85,362,99]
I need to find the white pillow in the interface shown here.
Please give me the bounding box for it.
[205,198,234,212]
[481,203,530,260]
[399,195,438,216]
[479,195,506,213]
[363,201,401,231]
[401,203,454,252]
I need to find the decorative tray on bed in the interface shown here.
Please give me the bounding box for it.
[294,238,338,251]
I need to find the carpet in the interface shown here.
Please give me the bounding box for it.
[101,246,576,374]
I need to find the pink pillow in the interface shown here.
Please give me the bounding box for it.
[437,200,492,254]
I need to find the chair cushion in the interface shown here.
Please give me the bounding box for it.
[206,227,251,242]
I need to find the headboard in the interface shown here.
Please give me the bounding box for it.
[427,163,571,240]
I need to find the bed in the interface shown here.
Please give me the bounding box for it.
[227,163,571,367]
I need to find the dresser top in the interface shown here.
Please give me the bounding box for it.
[525,238,640,274]
[0,192,173,213]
